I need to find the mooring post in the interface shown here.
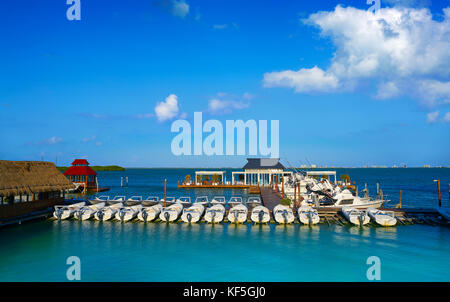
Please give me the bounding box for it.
[164,179,167,207]
[355,186,358,196]
[282,176,285,199]
[376,183,379,198]
[434,180,441,207]
[126,177,128,187]
[298,181,301,207]
[399,190,402,208]
[121,177,123,188]
[380,189,383,201]
[294,184,297,210]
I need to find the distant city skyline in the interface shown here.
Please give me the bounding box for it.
[1,0,449,167]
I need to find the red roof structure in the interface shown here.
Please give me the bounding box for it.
[64,159,97,176]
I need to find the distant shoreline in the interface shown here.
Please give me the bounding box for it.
[57,165,125,172]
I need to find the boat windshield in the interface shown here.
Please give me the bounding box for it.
[247,197,261,203]
[178,197,191,203]
[229,197,243,203]
[212,196,225,203]
[195,196,209,203]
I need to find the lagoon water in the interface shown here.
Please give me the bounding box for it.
[0,168,449,281]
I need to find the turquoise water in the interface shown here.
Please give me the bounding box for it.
[0,168,449,281]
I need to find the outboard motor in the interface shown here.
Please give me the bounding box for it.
[55,208,63,220]
[282,210,288,224]
[358,212,365,226]
[307,211,313,225]
[141,209,148,222]
[258,210,264,223]
[164,211,170,222]
[187,213,192,223]
[97,209,104,221]
[77,208,85,220]
[211,210,216,223]
[119,208,126,222]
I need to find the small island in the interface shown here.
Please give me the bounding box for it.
[57,165,125,172]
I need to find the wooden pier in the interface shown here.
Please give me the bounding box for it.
[260,187,282,210]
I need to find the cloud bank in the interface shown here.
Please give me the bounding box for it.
[263,5,450,114]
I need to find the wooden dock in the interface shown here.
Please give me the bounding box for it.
[260,187,282,210]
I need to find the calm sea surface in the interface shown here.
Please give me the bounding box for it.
[0,168,449,281]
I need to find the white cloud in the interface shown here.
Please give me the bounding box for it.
[264,66,339,93]
[155,94,180,121]
[375,81,400,99]
[171,0,189,18]
[208,97,249,115]
[213,24,228,30]
[426,110,439,123]
[443,112,450,123]
[263,5,450,108]
[46,136,62,145]
[82,135,96,143]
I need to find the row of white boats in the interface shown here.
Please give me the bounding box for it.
[53,195,397,226]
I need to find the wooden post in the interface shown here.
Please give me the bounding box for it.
[355,186,358,196]
[164,179,167,207]
[376,183,379,198]
[380,189,383,201]
[399,190,402,208]
[298,181,301,207]
[364,183,368,198]
[282,176,285,199]
[434,180,441,207]
[126,177,129,187]
[121,177,123,188]
[294,184,297,209]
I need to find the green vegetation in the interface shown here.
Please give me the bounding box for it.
[280,198,292,206]
[340,174,351,182]
[57,165,125,172]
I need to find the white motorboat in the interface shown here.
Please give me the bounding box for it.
[211,196,226,205]
[228,196,243,207]
[341,207,370,226]
[273,204,294,224]
[53,202,86,220]
[323,189,383,209]
[367,208,397,226]
[159,202,183,222]
[181,204,205,223]
[74,202,105,221]
[108,196,126,205]
[115,204,143,222]
[177,196,192,207]
[250,205,270,223]
[125,196,142,206]
[94,202,123,221]
[193,196,209,207]
[246,196,262,208]
[298,205,320,225]
[143,196,160,206]
[437,207,450,221]
[160,196,176,206]
[138,204,163,222]
[227,204,248,224]
[89,195,110,204]
[204,204,226,223]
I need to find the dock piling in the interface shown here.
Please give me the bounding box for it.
[164,179,167,207]
[433,180,441,207]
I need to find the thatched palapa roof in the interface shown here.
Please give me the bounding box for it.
[0,160,75,196]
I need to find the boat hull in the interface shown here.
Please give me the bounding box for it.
[250,206,270,223]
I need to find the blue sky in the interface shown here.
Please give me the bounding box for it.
[0,0,449,167]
